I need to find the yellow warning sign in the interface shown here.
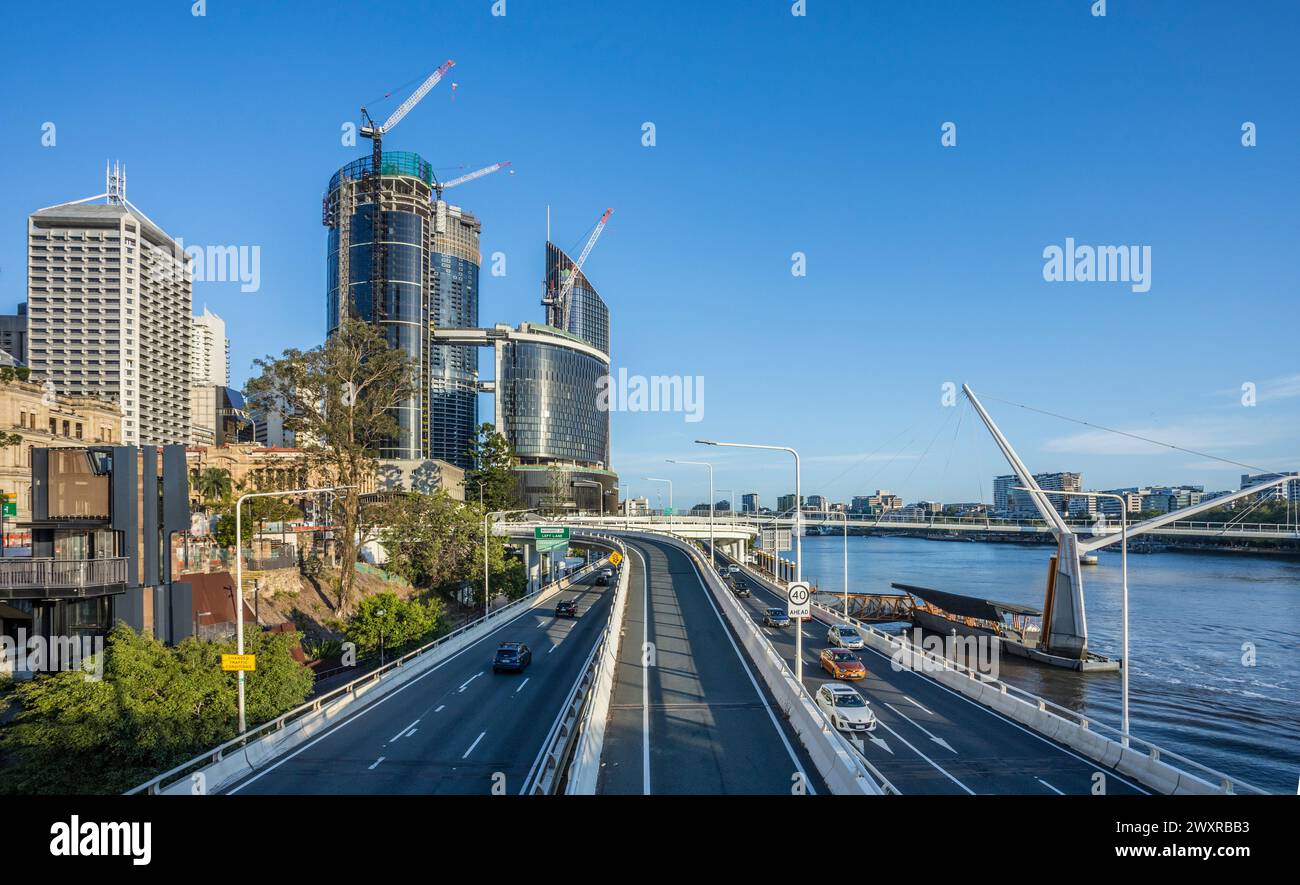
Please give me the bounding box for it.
[608,551,623,566]
[221,654,256,672]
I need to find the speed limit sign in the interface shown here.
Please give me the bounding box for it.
[787,581,811,618]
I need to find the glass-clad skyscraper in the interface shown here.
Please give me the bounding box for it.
[323,151,479,466]
[544,242,609,355]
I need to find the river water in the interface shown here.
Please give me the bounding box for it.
[794,534,1300,794]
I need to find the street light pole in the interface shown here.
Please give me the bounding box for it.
[698,439,803,687]
[1015,486,1130,747]
[643,477,672,515]
[235,485,352,734]
[668,459,713,569]
[829,509,849,618]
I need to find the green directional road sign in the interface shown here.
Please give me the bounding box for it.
[2,502,14,517]
[535,526,570,541]
[663,506,674,516]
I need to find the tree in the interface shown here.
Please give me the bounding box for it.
[193,467,232,507]
[0,623,312,794]
[244,319,416,616]
[344,591,444,656]
[464,422,519,511]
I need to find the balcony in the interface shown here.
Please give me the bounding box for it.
[0,558,128,599]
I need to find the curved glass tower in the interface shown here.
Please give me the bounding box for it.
[544,242,609,355]
[323,151,479,465]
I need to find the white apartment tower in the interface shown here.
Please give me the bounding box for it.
[190,306,229,387]
[25,164,191,445]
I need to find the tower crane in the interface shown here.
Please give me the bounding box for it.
[434,161,512,233]
[357,60,454,318]
[544,208,613,330]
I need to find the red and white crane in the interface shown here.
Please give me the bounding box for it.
[545,208,613,329]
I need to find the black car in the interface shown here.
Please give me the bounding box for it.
[493,642,532,673]
[732,582,752,598]
[555,600,577,618]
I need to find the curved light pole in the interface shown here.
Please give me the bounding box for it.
[235,484,353,734]
[668,459,714,570]
[572,478,604,517]
[1016,486,1129,747]
[698,439,803,686]
[643,477,673,516]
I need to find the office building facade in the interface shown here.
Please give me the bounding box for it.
[324,151,479,466]
[544,242,610,355]
[0,304,28,366]
[27,192,191,445]
[494,323,616,512]
[741,492,760,513]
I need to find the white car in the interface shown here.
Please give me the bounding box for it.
[815,683,876,732]
[727,565,741,574]
[827,624,865,649]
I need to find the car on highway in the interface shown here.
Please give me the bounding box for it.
[728,564,741,574]
[815,683,877,732]
[820,647,867,680]
[763,607,791,628]
[554,600,577,618]
[596,573,609,586]
[732,581,751,598]
[492,642,532,673]
[827,623,865,649]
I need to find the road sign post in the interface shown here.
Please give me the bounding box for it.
[787,581,811,688]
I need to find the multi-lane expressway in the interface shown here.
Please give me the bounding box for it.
[225,568,616,795]
[707,544,1149,795]
[597,535,825,794]
[220,530,1150,795]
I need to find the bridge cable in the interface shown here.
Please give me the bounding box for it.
[976,392,1285,477]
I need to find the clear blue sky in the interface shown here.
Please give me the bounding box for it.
[2,0,1296,508]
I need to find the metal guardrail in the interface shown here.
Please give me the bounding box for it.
[0,557,127,591]
[714,546,1269,796]
[524,535,626,794]
[125,558,604,796]
[616,526,897,795]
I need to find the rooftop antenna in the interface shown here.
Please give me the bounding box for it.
[106,160,126,205]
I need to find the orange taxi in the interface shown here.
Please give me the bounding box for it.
[820,647,867,680]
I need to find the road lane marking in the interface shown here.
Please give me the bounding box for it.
[434,705,445,713]
[515,677,530,694]
[629,545,652,796]
[227,580,591,794]
[676,544,815,795]
[873,719,974,794]
[904,695,933,716]
[368,757,385,770]
[548,644,558,654]
[1037,778,1064,795]
[884,702,957,753]
[390,719,420,743]
[463,731,486,759]
[739,565,1151,795]
[458,672,483,693]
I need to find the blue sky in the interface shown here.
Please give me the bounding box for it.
[2,0,1296,508]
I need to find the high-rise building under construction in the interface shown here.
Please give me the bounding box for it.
[323,151,480,466]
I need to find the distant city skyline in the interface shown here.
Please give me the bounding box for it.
[3,1,1297,503]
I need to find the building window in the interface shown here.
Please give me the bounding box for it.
[75,422,83,440]
[62,420,70,437]
[49,417,56,435]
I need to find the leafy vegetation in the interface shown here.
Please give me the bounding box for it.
[0,624,313,794]
[464,422,520,511]
[245,319,416,616]
[343,591,445,656]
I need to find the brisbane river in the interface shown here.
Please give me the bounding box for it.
[795,534,1299,793]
